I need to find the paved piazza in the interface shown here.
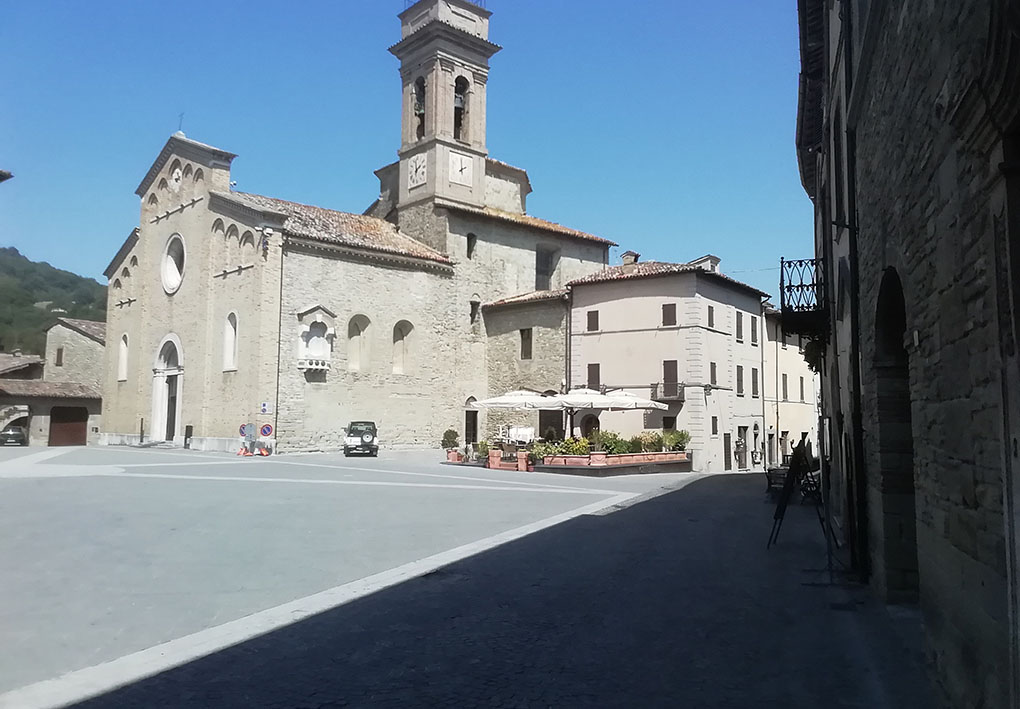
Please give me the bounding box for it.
[0,446,693,708]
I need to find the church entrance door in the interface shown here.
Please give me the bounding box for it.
[151,338,183,443]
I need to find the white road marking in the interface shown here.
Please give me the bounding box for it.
[96,471,616,495]
[0,491,637,709]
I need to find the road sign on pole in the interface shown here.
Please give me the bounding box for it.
[260,424,273,438]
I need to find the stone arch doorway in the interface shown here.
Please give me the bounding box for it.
[464,397,478,445]
[152,336,184,443]
[873,268,918,603]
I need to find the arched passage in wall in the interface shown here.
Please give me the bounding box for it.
[348,315,371,372]
[873,267,918,603]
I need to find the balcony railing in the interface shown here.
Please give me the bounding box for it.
[779,257,828,336]
[652,382,685,402]
[297,358,331,371]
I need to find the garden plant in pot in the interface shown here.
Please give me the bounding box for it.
[443,429,461,462]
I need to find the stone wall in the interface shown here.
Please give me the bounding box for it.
[482,299,566,440]
[847,3,1013,706]
[44,324,104,389]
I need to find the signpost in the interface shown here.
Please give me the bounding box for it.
[260,424,273,438]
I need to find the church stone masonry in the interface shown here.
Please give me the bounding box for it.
[100,0,614,452]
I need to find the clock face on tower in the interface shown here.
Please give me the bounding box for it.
[449,151,473,186]
[408,153,427,189]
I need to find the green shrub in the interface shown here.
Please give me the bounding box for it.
[543,426,562,442]
[593,430,630,454]
[664,429,691,451]
[561,437,591,455]
[529,441,560,464]
[629,435,645,453]
[442,429,459,449]
[477,440,489,457]
[639,431,664,452]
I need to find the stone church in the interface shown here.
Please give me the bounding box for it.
[101,0,614,452]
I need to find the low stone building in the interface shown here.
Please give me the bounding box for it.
[0,318,104,445]
[793,1,1020,705]
[100,0,613,453]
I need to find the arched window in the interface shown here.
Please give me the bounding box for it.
[158,177,169,192]
[225,224,239,242]
[118,334,129,381]
[121,267,130,279]
[193,168,204,183]
[348,315,371,371]
[113,279,122,290]
[414,77,427,140]
[182,164,193,179]
[466,233,477,260]
[454,76,469,141]
[223,313,238,370]
[392,320,414,374]
[212,219,225,235]
[148,193,159,207]
[240,231,255,249]
[130,255,138,267]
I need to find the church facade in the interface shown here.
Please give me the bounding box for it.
[100,0,613,452]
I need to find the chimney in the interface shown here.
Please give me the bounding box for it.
[621,250,640,267]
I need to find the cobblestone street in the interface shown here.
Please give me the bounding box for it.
[59,469,930,708]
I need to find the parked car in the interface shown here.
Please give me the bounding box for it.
[343,421,379,457]
[0,424,28,446]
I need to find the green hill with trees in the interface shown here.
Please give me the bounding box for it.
[0,247,106,354]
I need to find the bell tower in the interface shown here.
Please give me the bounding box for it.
[390,0,500,211]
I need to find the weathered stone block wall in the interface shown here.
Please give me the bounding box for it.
[482,300,566,440]
[275,247,469,451]
[853,3,1010,706]
[44,325,104,389]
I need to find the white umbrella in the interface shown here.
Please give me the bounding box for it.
[470,390,564,410]
[556,388,668,411]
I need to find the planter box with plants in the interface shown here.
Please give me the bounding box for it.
[533,429,692,469]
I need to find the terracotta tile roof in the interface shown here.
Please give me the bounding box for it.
[216,192,451,266]
[55,318,107,345]
[568,261,771,298]
[483,289,569,309]
[0,380,100,399]
[0,353,44,377]
[442,202,616,246]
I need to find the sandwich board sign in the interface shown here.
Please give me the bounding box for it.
[240,423,256,441]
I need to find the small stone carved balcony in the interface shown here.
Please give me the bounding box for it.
[780,257,828,337]
[652,382,685,402]
[297,358,331,371]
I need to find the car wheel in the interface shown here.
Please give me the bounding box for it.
[343,448,350,457]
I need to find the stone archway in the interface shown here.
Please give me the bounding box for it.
[873,268,918,603]
[151,335,184,443]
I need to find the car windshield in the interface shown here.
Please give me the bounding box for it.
[348,423,376,434]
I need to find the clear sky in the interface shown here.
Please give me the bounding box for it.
[0,0,812,298]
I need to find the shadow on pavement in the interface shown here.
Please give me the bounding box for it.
[75,474,931,708]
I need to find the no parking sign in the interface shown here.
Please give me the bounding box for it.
[260,424,273,438]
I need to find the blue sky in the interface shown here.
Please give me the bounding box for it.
[0,0,811,298]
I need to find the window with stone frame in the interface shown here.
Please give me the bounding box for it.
[735,312,744,341]
[535,247,558,291]
[752,367,759,397]
[55,347,64,367]
[800,376,805,402]
[708,305,715,328]
[782,373,789,400]
[454,76,469,141]
[587,310,599,332]
[710,361,717,385]
[751,316,758,345]
[520,328,533,360]
[414,77,427,140]
[712,416,719,435]
[587,363,600,390]
[736,365,744,396]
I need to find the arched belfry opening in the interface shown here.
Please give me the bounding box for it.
[454,76,469,141]
[873,267,919,603]
[414,77,427,141]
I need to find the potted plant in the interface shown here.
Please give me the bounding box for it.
[443,429,461,462]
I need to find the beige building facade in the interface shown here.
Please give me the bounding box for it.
[762,308,819,467]
[100,0,612,453]
[565,254,789,474]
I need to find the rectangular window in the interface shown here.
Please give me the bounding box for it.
[536,248,557,291]
[782,373,788,401]
[752,368,759,397]
[662,303,677,327]
[736,312,744,341]
[708,305,715,329]
[587,310,599,332]
[663,416,677,431]
[710,361,717,385]
[520,328,533,360]
[736,365,744,396]
[587,363,601,390]
[712,416,719,435]
[751,316,758,346]
[800,376,805,402]
[55,347,64,367]
[663,359,678,398]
